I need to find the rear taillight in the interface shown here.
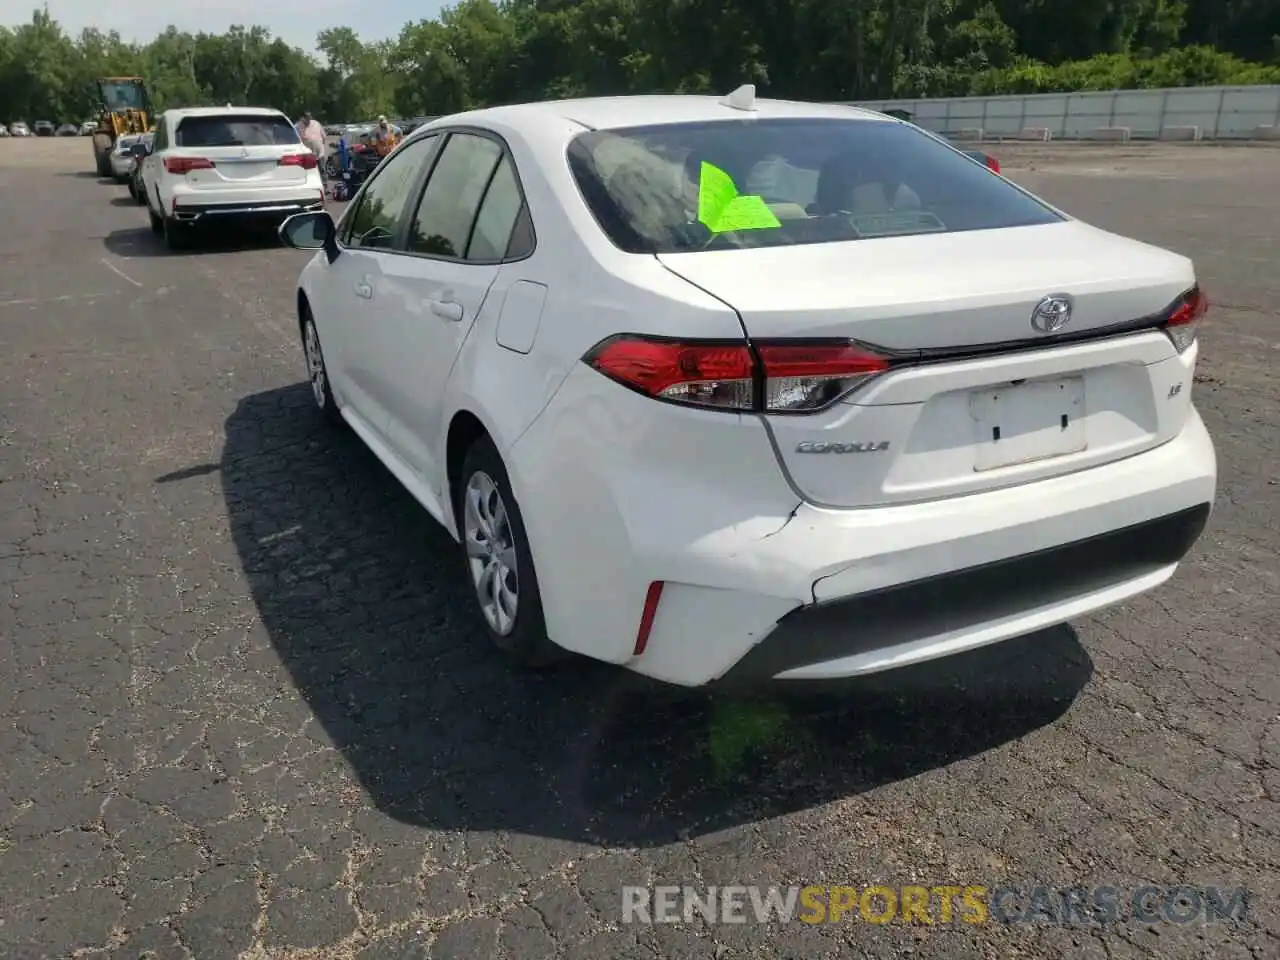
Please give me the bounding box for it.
[163,156,214,174]
[756,342,890,411]
[984,155,1001,174]
[585,337,755,410]
[1162,285,1207,353]
[584,335,892,413]
[280,153,318,169]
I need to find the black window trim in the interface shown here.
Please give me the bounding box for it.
[338,132,444,251]
[398,124,538,267]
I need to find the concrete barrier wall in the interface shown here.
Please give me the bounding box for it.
[848,86,1280,140]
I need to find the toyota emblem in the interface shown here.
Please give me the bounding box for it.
[1030,294,1074,333]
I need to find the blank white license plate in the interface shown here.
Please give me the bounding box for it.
[969,376,1086,472]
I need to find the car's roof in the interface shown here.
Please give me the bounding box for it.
[163,106,288,121]
[423,94,890,133]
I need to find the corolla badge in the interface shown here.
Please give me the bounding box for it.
[795,441,890,454]
[1030,293,1074,333]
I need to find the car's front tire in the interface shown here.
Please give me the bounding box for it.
[457,436,561,667]
[301,314,341,427]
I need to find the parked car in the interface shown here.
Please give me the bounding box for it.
[965,148,1000,172]
[276,90,1216,688]
[0,125,9,137]
[9,121,31,137]
[110,133,145,181]
[33,120,55,136]
[126,133,153,203]
[56,123,79,136]
[80,120,98,136]
[138,105,325,250]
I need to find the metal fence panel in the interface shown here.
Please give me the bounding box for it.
[845,85,1280,139]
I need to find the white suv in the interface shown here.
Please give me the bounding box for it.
[139,106,324,249]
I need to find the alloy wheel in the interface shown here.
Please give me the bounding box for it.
[463,470,519,636]
[303,320,327,410]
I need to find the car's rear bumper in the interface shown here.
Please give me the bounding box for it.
[170,196,325,226]
[713,502,1208,685]
[512,360,1217,687]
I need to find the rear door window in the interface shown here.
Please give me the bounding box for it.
[465,156,527,261]
[406,133,504,259]
[175,114,300,148]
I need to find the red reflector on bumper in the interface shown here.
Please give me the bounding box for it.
[633,581,665,656]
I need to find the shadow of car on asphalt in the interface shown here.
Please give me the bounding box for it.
[204,382,1093,847]
[103,225,285,258]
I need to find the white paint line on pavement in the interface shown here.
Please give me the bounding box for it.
[0,292,121,307]
[100,257,143,287]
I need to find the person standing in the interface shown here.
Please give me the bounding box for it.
[297,111,328,188]
[371,115,402,160]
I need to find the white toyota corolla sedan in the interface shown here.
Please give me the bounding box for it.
[278,87,1216,687]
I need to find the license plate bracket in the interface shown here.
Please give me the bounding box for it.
[970,376,1086,472]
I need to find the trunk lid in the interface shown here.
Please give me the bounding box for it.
[658,220,1199,508]
[656,221,1193,350]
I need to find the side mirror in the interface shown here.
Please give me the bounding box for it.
[279,211,339,262]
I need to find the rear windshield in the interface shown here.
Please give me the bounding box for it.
[175,114,300,148]
[567,117,1063,253]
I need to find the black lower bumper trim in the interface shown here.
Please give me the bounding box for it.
[716,503,1211,685]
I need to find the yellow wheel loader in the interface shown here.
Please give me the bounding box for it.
[91,78,153,179]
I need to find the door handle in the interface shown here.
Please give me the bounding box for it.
[355,281,373,300]
[429,299,464,321]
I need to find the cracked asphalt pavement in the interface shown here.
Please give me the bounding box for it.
[1,139,1277,959]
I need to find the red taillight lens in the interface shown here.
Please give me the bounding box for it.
[280,152,318,169]
[757,342,890,412]
[584,335,892,413]
[585,336,756,411]
[163,156,214,174]
[1162,285,1207,353]
[984,155,1001,174]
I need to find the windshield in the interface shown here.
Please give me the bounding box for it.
[100,81,144,111]
[567,117,1063,254]
[175,114,300,148]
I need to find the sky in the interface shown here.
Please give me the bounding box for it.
[0,0,448,52]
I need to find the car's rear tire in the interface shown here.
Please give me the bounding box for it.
[301,315,342,427]
[163,217,192,251]
[456,436,562,667]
